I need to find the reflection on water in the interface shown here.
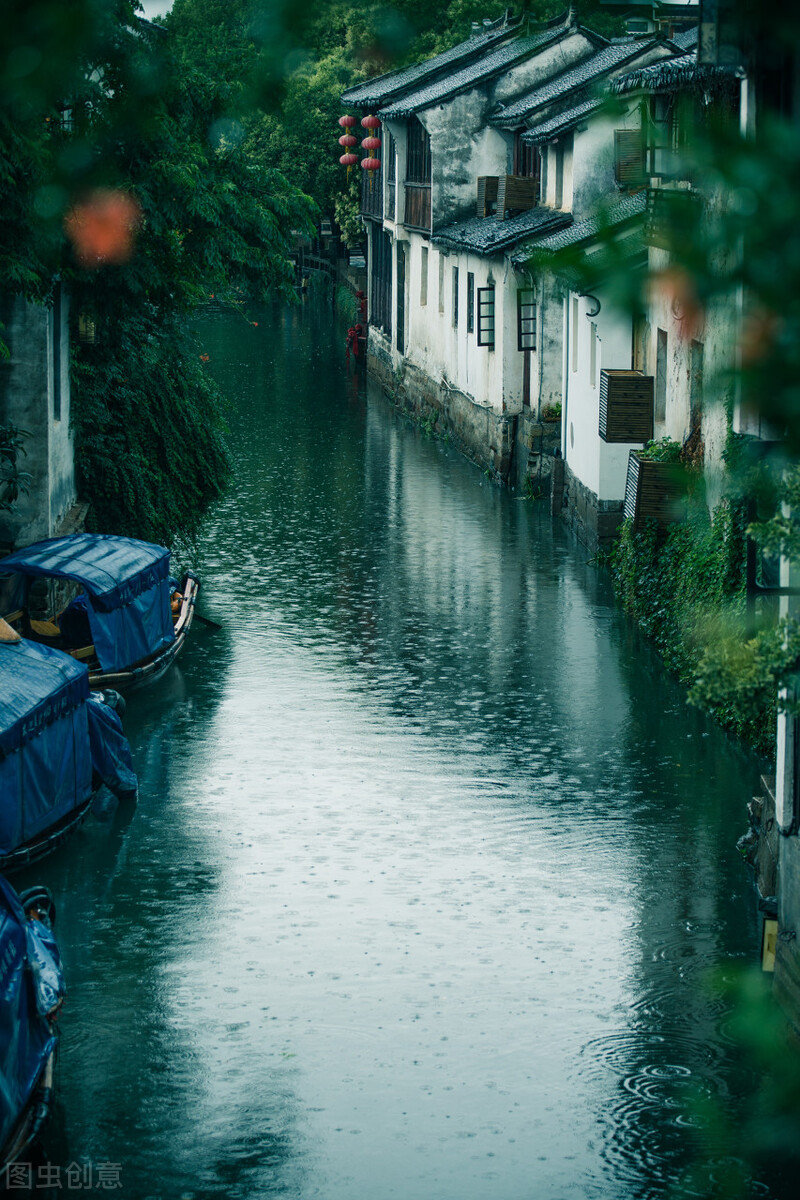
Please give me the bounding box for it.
[15,301,789,1198]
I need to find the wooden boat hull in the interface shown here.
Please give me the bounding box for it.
[1,1045,56,1170]
[0,795,95,875]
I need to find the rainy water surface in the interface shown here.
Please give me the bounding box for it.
[18,301,788,1198]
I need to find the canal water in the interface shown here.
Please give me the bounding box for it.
[18,301,789,1198]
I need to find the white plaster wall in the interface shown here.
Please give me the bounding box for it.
[646,244,734,507]
[422,29,600,228]
[571,105,639,220]
[400,236,514,414]
[564,289,639,501]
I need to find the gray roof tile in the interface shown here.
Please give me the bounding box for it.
[378,25,573,119]
[521,97,605,144]
[611,48,736,95]
[492,38,656,126]
[431,206,573,257]
[515,191,647,261]
[671,26,699,51]
[341,20,516,110]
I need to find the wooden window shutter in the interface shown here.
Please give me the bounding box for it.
[615,130,645,186]
[599,370,654,443]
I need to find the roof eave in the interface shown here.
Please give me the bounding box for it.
[377,25,574,121]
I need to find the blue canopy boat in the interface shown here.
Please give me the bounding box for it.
[0,533,199,690]
[0,876,65,1170]
[0,636,137,872]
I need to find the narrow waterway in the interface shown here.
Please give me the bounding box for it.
[19,301,786,1199]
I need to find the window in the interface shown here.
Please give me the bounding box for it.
[517,287,536,351]
[690,340,704,427]
[467,272,475,333]
[386,130,396,183]
[590,322,597,387]
[477,286,495,348]
[52,283,62,421]
[370,228,393,335]
[405,116,432,230]
[655,327,668,422]
[420,246,428,306]
[572,297,579,371]
[396,242,406,355]
[615,129,645,187]
[438,254,445,313]
[555,142,564,209]
[452,266,459,328]
[386,129,397,219]
[513,132,540,183]
[406,117,431,183]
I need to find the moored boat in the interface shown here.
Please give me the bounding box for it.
[0,533,199,691]
[0,632,137,873]
[0,877,65,1172]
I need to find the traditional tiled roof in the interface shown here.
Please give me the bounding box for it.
[521,97,605,144]
[378,24,580,119]
[431,206,573,257]
[671,25,699,51]
[611,49,736,94]
[512,191,646,265]
[340,15,519,110]
[491,37,657,126]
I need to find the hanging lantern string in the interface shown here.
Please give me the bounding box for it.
[360,115,382,191]
[338,114,358,177]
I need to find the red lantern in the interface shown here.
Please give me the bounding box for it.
[361,157,381,171]
[339,153,359,166]
[338,134,358,148]
[361,114,381,130]
[338,114,357,128]
[361,136,381,152]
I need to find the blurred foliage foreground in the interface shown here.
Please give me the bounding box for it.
[1,0,319,545]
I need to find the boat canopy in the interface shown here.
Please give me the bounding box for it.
[0,640,93,857]
[0,875,63,1154]
[0,534,175,672]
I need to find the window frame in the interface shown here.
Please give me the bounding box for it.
[477,286,496,349]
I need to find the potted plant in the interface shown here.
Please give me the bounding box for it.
[624,438,686,533]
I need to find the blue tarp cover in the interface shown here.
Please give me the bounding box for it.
[0,534,175,672]
[0,641,93,856]
[0,875,62,1153]
[87,695,138,798]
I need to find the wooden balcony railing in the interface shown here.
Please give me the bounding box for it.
[404,183,431,232]
[361,170,384,221]
[477,176,499,217]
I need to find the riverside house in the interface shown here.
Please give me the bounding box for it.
[342,9,693,510]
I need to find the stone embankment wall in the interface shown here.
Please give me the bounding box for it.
[555,461,626,553]
[368,335,561,489]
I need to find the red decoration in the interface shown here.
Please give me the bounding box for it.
[361,114,381,130]
[361,136,381,152]
[339,153,359,167]
[338,134,357,148]
[361,157,381,171]
[338,115,357,128]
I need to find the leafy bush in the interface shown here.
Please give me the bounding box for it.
[610,496,788,755]
[637,437,683,463]
[0,423,31,512]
